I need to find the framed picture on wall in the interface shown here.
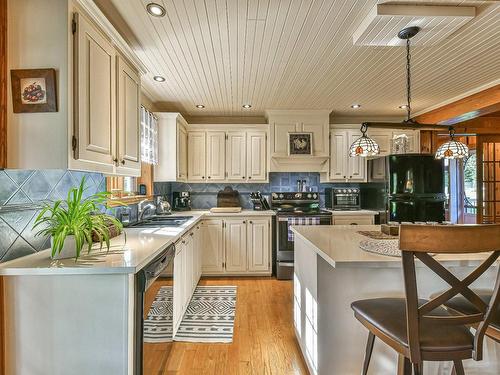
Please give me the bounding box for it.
[288,132,312,155]
[10,68,57,113]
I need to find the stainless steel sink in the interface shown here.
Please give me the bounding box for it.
[128,216,193,228]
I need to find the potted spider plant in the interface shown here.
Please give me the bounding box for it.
[33,177,123,260]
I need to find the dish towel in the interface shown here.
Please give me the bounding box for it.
[287,217,321,241]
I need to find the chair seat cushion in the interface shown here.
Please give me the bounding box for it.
[442,290,500,330]
[351,298,474,353]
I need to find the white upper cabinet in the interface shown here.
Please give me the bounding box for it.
[115,55,141,176]
[247,219,270,272]
[246,131,267,182]
[369,130,392,156]
[154,113,188,182]
[73,12,116,173]
[188,131,207,181]
[392,130,420,153]
[226,132,247,181]
[328,129,366,182]
[206,131,226,181]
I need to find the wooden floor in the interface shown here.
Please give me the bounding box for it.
[144,277,309,375]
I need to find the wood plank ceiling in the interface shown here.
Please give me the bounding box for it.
[110,0,500,119]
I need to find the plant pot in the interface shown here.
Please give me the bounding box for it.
[50,236,78,260]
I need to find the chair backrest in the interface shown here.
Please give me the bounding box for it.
[399,224,500,363]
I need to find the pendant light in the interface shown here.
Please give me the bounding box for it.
[349,123,380,157]
[435,127,469,160]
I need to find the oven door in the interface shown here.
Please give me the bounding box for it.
[276,215,332,279]
[333,193,360,210]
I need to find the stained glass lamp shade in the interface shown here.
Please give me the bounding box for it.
[435,128,469,160]
[349,124,380,157]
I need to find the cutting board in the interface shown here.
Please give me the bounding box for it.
[216,186,240,207]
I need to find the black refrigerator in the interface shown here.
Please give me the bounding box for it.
[379,154,446,223]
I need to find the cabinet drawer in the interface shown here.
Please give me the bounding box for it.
[332,216,374,225]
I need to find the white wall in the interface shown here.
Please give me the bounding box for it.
[7,0,69,168]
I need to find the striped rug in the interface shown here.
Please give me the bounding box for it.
[144,285,237,343]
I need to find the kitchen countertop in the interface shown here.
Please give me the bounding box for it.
[0,210,275,276]
[291,225,494,268]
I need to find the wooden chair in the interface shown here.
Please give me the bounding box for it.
[351,224,500,375]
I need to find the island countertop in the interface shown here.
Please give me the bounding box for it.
[291,224,493,268]
[0,210,275,276]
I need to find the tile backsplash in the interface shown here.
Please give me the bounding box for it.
[155,172,377,209]
[0,170,106,263]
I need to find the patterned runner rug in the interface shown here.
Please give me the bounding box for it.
[144,285,237,343]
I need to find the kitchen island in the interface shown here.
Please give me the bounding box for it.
[0,210,274,375]
[292,225,500,375]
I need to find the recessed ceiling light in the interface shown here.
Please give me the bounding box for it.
[398,104,409,109]
[153,75,165,82]
[351,104,361,109]
[242,104,252,109]
[146,3,166,17]
[195,104,205,109]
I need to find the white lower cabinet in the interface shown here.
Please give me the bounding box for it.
[201,216,272,275]
[173,228,202,334]
[332,215,375,225]
[224,219,248,272]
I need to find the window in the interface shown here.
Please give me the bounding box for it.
[464,150,477,214]
[140,106,158,165]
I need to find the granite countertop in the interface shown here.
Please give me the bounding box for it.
[291,225,493,269]
[0,210,275,276]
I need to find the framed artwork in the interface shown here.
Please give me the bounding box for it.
[288,132,312,155]
[10,68,57,113]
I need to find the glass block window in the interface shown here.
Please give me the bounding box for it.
[140,106,158,165]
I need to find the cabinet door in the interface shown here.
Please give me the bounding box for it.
[246,131,267,182]
[224,219,247,272]
[329,131,348,180]
[273,123,298,155]
[116,55,141,176]
[206,131,226,181]
[226,132,246,181]
[333,216,374,225]
[347,131,366,182]
[302,122,328,156]
[173,241,185,331]
[183,236,192,309]
[247,219,270,272]
[201,219,224,273]
[370,131,392,156]
[188,132,206,181]
[178,125,188,181]
[74,12,116,169]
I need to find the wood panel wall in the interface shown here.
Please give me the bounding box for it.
[0,0,6,168]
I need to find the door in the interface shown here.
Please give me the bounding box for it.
[302,122,328,156]
[188,131,206,181]
[177,125,188,181]
[201,219,224,273]
[116,55,140,176]
[273,123,298,155]
[477,135,500,224]
[347,131,366,182]
[247,219,270,272]
[247,131,267,182]
[329,130,348,180]
[206,131,226,181]
[224,219,247,272]
[74,12,116,169]
[226,132,246,181]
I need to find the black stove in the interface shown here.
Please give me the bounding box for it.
[271,192,332,280]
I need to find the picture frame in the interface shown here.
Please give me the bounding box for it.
[10,68,57,113]
[288,132,313,155]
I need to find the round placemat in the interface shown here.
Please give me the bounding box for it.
[359,239,401,257]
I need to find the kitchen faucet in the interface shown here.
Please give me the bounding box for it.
[138,199,156,221]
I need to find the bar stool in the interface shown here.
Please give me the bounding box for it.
[351,224,500,375]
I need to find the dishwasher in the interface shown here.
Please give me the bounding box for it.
[135,244,175,375]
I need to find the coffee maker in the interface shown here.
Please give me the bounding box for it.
[172,191,191,211]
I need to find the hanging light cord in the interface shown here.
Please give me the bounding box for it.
[405,37,412,122]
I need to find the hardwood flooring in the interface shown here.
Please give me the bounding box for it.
[144,277,309,375]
